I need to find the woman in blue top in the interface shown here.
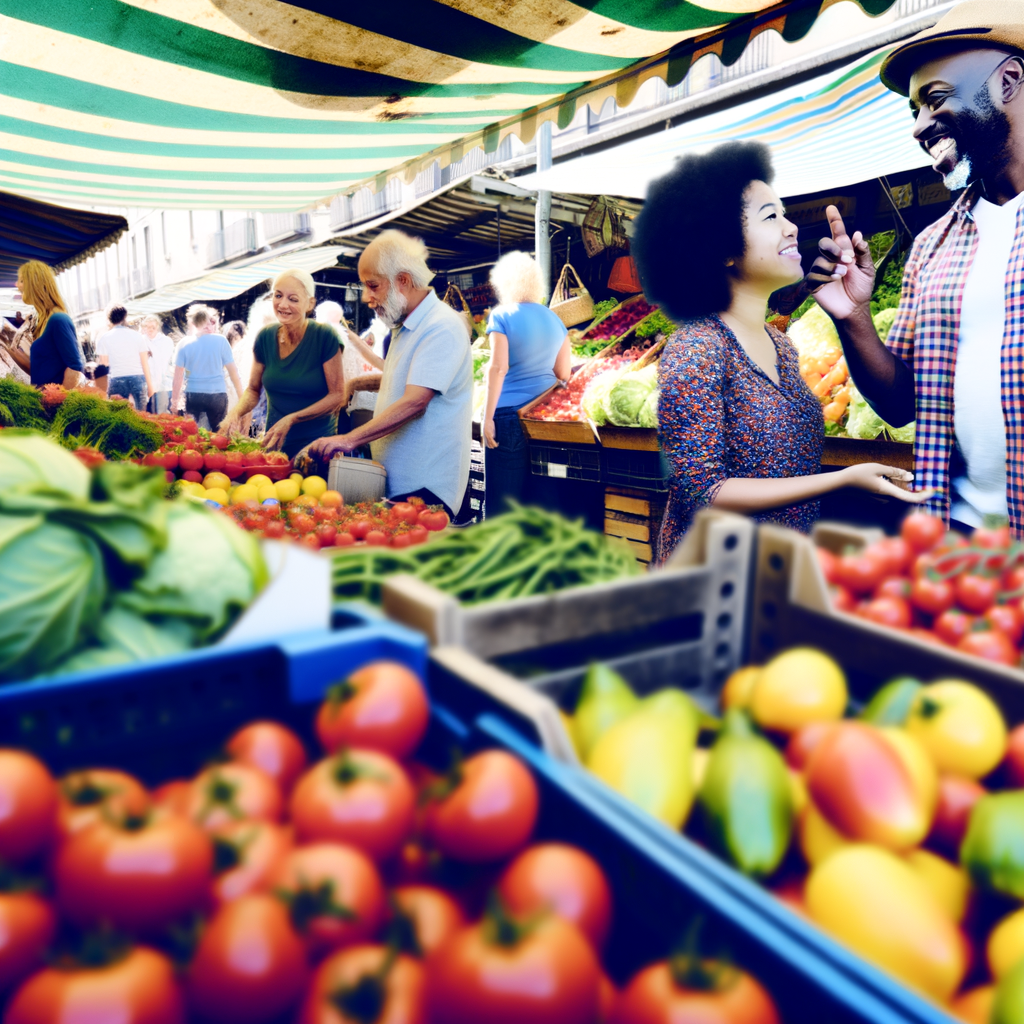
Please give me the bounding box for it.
[7,261,84,387]
[484,251,571,513]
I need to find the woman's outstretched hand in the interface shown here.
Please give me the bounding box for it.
[839,462,932,503]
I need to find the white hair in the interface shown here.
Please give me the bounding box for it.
[142,314,162,328]
[362,229,433,289]
[490,251,546,305]
[272,268,316,300]
[315,300,344,324]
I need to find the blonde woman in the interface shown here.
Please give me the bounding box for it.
[221,270,345,457]
[7,261,84,387]
[484,251,571,511]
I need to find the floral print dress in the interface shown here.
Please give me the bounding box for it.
[657,314,824,562]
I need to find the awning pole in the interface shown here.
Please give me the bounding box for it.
[534,121,552,299]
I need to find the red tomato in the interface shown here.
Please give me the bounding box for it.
[830,586,856,613]
[349,520,372,541]
[834,552,886,596]
[901,512,946,553]
[291,513,316,536]
[610,961,780,1024]
[187,763,283,832]
[335,532,356,547]
[315,524,338,547]
[179,449,204,473]
[497,843,613,951]
[204,451,227,473]
[391,532,415,549]
[272,843,386,957]
[875,577,911,601]
[426,912,600,1024]
[957,627,1019,666]
[389,886,466,958]
[425,750,539,864]
[296,944,427,1024]
[289,750,415,862]
[300,534,322,551]
[390,502,422,527]
[55,811,213,935]
[226,722,308,794]
[974,525,1011,549]
[243,451,267,467]
[417,509,449,532]
[874,537,913,576]
[910,576,955,617]
[365,529,390,547]
[408,525,429,546]
[209,434,230,450]
[934,609,975,647]
[313,506,337,524]
[223,458,245,480]
[0,893,55,995]
[928,775,986,858]
[983,604,1024,646]
[315,661,430,761]
[56,768,149,842]
[856,596,912,630]
[955,573,1000,614]
[1005,723,1024,787]
[0,751,56,864]
[816,547,839,585]
[908,627,945,646]
[6,947,186,1024]
[785,722,838,772]
[182,470,203,484]
[263,519,286,540]
[186,894,309,1024]
[152,780,192,817]
[1002,566,1024,597]
[211,820,293,907]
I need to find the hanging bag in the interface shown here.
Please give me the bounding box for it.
[549,263,594,328]
[441,282,474,340]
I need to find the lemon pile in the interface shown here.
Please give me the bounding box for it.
[179,472,338,508]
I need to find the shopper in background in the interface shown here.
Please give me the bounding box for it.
[95,305,154,409]
[483,250,571,513]
[5,261,84,387]
[243,292,276,435]
[141,314,174,413]
[172,304,243,430]
[633,142,929,564]
[221,271,345,457]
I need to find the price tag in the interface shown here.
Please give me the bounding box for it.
[548,463,568,478]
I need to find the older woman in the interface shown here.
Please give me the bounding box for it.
[483,251,571,512]
[222,271,344,457]
[5,261,84,387]
[172,305,243,430]
[633,142,930,563]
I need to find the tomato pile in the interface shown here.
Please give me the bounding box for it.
[0,660,780,1024]
[820,512,1024,667]
[582,300,657,343]
[526,350,649,423]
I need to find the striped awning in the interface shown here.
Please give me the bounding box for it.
[0,0,898,212]
[515,47,930,199]
[123,244,348,315]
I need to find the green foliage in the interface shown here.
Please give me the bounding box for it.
[591,299,618,320]
[789,296,817,323]
[50,392,163,460]
[635,310,675,339]
[0,378,48,431]
[870,247,907,316]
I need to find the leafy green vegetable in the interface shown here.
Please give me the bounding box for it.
[868,230,896,265]
[789,296,817,322]
[572,338,615,360]
[870,247,907,316]
[50,392,163,460]
[607,364,658,427]
[788,304,841,351]
[0,429,90,496]
[635,310,674,339]
[591,299,618,320]
[845,385,915,443]
[581,369,619,425]
[0,378,48,431]
[873,307,898,343]
[639,391,658,429]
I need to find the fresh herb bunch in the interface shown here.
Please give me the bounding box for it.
[0,377,49,431]
[635,310,675,339]
[50,392,163,461]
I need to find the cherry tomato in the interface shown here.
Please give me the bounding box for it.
[426,910,600,1024]
[1002,566,1024,597]
[56,769,150,842]
[391,532,415,549]
[226,722,308,794]
[315,524,338,547]
[408,525,429,546]
[300,533,322,551]
[901,512,946,553]
[910,576,955,617]
[335,532,356,547]
[874,537,913,576]
[497,843,613,951]
[955,573,1000,614]
[187,763,283,832]
[186,894,309,1024]
[417,509,449,532]
[425,750,539,864]
[6,947,186,1024]
[387,885,466,959]
[152,780,192,817]
[0,751,57,864]
[211,820,293,907]
[928,775,986,858]
[610,960,780,1024]
[263,519,286,540]
[365,530,390,547]
[0,893,55,995]
[55,810,213,935]
[834,552,886,596]
[390,502,422,527]
[829,586,856,613]
[856,596,912,630]
[934,609,975,647]
[313,506,337,525]
[315,662,430,761]
[816,548,839,585]
[974,525,1012,549]
[289,750,415,862]
[983,604,1024,646]
[272,843,386,957]
[291,513,316,535]
[957,627,1019,666]
[349,520,372,541]
[297,943,427,1024]
[875,577,911,601]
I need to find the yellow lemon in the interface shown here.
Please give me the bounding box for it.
[302,475,327,498]
[203,471,231,492]
[247,474,272,489]
[274,478,301,502]
[231,484,259,505]
[290,472,303,485]
[905,849,971,924]
[204,487,229,505]
[988,907,1024,979]
[749,647,847,734]
[181,482,205,499]
[720,665,761,712]
[257,484,278,503]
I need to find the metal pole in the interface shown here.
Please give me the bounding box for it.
[534,120,552,299]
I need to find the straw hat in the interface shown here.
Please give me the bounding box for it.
[880,0,1024,96]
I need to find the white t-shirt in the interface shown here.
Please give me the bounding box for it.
[146,332,176,391]
[951,191,1024,528]
[96,326,149,379]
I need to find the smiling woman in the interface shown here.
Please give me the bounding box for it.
[632,141,928,563]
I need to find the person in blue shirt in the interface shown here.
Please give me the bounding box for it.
[483,251,571,513]
[7,261,84,387]
[172,304,243,430]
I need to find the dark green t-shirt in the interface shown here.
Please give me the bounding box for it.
[254,320,340,458]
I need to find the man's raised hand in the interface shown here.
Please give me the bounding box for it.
[804,205,875,320]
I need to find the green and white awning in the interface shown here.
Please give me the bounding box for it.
[0,0,899,211]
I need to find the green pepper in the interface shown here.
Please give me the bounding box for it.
[698,709,794,878]
[859,677,923,726]
[961,791,1024,899]
[993,956,1024,1024]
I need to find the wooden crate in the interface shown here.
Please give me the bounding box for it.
[599,426,660,451]
[603,486,666,567]
[822,436,914,471]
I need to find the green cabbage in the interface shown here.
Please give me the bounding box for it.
[0,429,90,497]
[845,386,915,444]
[607,364,658,427]
[639,391,659,429]
[582,369,621,426]
[788,303,840,351]
[873,307,899,343]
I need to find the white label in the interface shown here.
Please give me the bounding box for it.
[548,463,568,478]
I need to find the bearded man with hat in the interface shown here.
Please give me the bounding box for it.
[807,1,1024,535]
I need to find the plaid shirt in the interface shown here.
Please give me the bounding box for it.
[886,184,1024,535]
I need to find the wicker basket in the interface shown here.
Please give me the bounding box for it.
[549,264,594,328]
[441,282,474,339]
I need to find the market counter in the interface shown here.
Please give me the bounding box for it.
[821,437,914,472]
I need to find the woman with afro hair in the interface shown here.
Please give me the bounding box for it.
[633,141,928,562]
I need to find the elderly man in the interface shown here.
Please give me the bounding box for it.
[308,230,472,518]
[807,0,1024,535]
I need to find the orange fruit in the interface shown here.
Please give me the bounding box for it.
[320,490,343,508]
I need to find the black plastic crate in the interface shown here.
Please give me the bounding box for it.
[529,440,602,482]
[602,446,669,492]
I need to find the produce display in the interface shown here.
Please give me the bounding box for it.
[331,504,639,605]
[579,298,657,344]
[525,348,650,423]
[0,659,782,1024]
[0,431,265,682]
[582,361,658,429]
[821,512,1024,668]
[562,650,1024,1018]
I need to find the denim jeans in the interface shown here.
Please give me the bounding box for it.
[186,391,228,431]
[485,407,529,517]
[149,391,171,414]
[108,375,147,410]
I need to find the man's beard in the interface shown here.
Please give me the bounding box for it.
[376,283,408,329]
[940,83,1012,191]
